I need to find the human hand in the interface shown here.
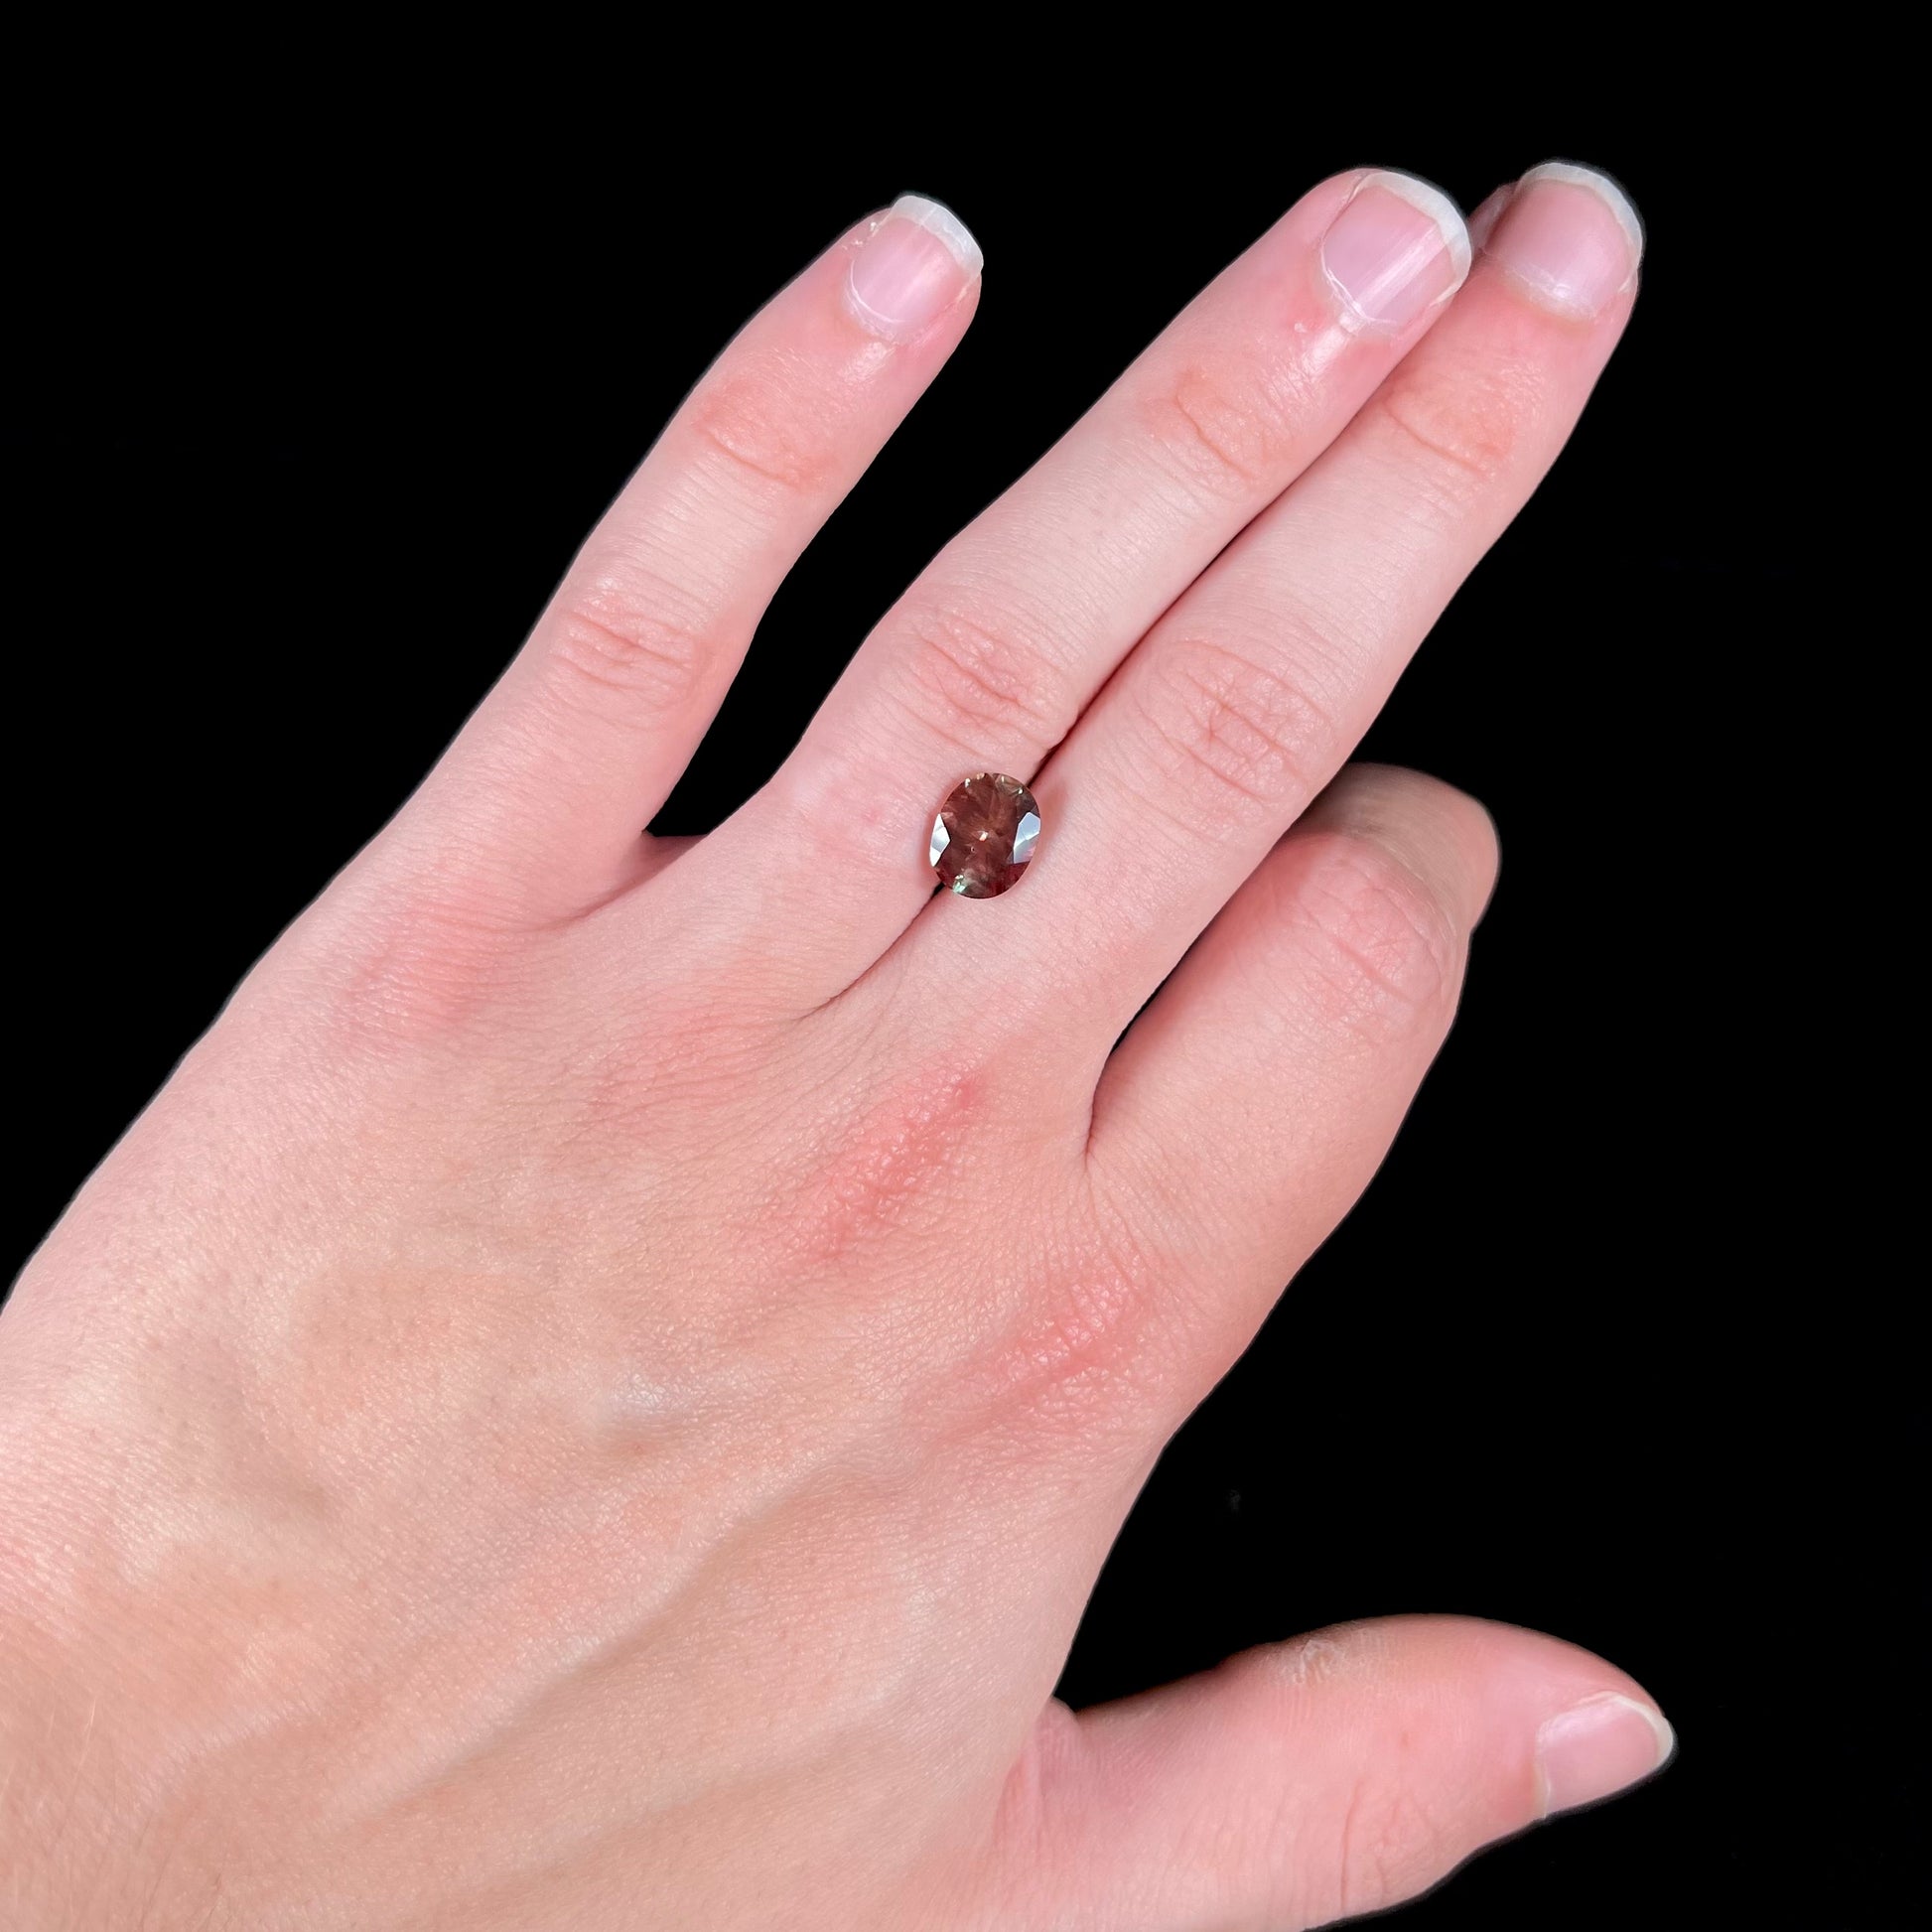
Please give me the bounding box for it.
[0,164,1667,1930]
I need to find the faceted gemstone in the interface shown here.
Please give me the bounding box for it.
[929,772,1040,898]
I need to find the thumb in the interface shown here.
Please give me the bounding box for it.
[993,1615,1674,1931]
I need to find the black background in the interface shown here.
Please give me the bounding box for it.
[8,93,1894,1927]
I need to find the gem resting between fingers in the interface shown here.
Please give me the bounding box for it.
[929,773,1040,897]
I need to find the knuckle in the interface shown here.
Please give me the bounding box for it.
[966,1208,1176,1444]
[547,568,716,712]
[685,354,838,496]
[1133,633,1332,830]
[886,593,1065,759]
[1291,830,1459,1038]
[298,875,525,1056]
[1367,348,1546,501]
[1141,351,1319,500]
[790,1060,997,1267]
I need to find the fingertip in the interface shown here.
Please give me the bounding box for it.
[1536,1691,1677,1818]
[845,194,984,345]
[890,193,984,277]
[1299,763,1499,935]
[1366,1614,1675,1822]
[1480,159,1644,321]
[1520,161,1645,263]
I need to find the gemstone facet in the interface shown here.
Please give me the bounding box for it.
[929,772,1040,898]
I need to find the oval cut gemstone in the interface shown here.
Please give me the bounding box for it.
[929,772,1039,898]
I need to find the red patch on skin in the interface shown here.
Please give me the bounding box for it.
[987,1267,1142,1393]
[792,1067,985,1265]
[685,343,850,498]
[964,1259,1159,1439]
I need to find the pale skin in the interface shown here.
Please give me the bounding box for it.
[0,164,1670,1929]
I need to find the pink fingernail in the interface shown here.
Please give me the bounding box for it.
[1536,1693,1676,1817]
[845,194,982,343]
[1319,171,1470,335]
[1483,162,1644,319]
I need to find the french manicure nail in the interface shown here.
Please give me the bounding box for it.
[845,194,982,343]
[1536,1692,1676,1817]
[1483,161,1644,319]
[1319,171,1470,334]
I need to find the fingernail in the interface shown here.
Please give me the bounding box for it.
[1319,171,1470,335]
[1466,185,1513,252]
[1483,161,1644,319]
[1536,1692,1676,1817]
[845,194,982,343]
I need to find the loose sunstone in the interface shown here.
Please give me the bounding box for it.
[928,772,1040,898]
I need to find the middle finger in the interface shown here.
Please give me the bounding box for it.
[675,169,1469,996]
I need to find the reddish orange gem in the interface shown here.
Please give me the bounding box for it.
[929,773,1040,898]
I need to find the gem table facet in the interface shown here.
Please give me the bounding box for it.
[929,772,1040,898]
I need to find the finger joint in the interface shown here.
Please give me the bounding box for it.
[886,594,1066,764]
[1366,350,1545,504]
[1131,634,1333,834]
[547,570,719,713]
[684,355,842,499]
[1140,350,1321,503]
[1287,830,1460,1042]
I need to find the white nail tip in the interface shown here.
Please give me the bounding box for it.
[1359,169,1473,286]
[1556,1692,1679,1769]
[1519,162,1646,268]
[1531,1694,1676,1820]
[891,194,983,278]
[1579,1692,1677,1768]
[1637,1699,1678,1767]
